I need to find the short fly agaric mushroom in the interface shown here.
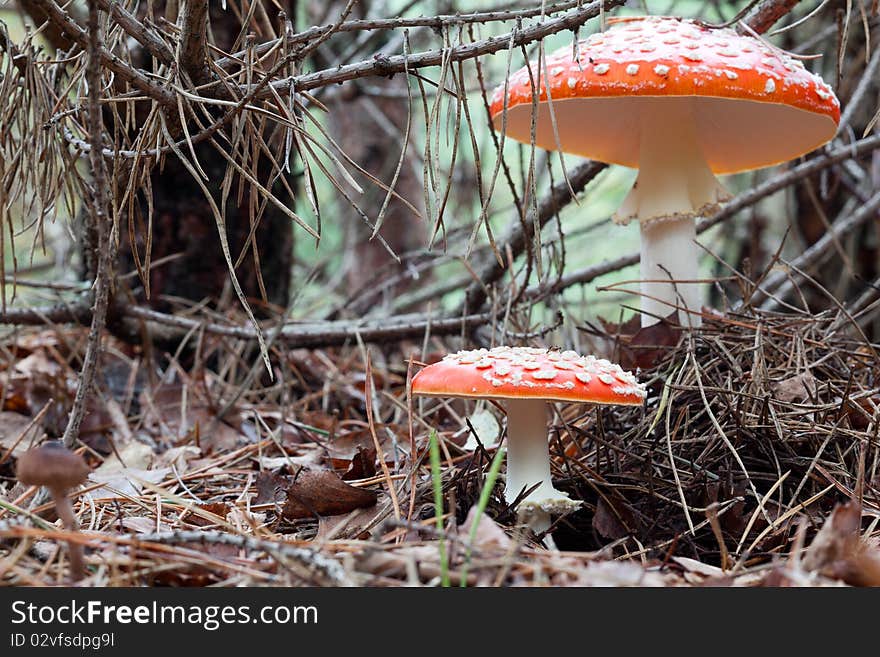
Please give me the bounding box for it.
[411,346,646,533]
[490,15,840,327]
[16,441,90,581]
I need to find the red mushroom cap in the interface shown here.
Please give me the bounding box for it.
[411,346,646,405]
[489,16,840,173]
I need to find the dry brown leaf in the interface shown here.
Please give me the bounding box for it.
[325,427,397,462]
[460,506,512,552]
[461,408,501,451]
[155,445,202,473]
[601,312,681,370]
[254,470,288,506]
[840,395,879,430]
[141,380,243,451]
[188,502,232,527]
[773,372,818,403]
[122,517,171,534]
[340,445,377,481]
[255,450,323,471]
[315,505,379,541]
[802,501,880,586]
[88,442,167,497]
[282,468,378,519]
[672,556,725,578]
[563,560,669,587]
[13,351,62,378]
[592,496,635,540]
[0,411,40,458]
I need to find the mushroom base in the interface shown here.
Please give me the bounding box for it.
[517,497,582,535]
[517,489,583,514]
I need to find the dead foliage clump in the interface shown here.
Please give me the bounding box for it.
[1,301,878,587]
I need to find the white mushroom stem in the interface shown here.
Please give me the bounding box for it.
[639,218,701,328]
[503,399,577,534]
[613,98,731,328]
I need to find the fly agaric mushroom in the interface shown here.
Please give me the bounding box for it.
[16,441,90,581]
[490,16,840,327]
[411,346,646,534]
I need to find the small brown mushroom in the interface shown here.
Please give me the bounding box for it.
[16,441,90,582]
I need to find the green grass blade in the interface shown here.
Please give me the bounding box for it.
[428,430,450,587]
[459,444,506,587]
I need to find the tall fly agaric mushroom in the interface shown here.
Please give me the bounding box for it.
[411,346,646,534]
[490,16,840,327]
[16,441,90,581]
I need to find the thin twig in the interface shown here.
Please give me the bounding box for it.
[60,0,113,449]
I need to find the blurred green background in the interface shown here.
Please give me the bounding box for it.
[0,1,818,328]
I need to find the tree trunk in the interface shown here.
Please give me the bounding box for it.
[114,4,294,314]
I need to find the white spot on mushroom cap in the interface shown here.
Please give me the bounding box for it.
[593,63,610,75]
[625,64,640,76]
[764,78,776,94]
[653,64,670,77]
[532,370,558,381]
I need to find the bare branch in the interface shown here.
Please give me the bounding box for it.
[177,0,211,83]
[60,0,114,449]
[0,300,495,348]
[0,303,92,325]
[740,0,803,34]
[263,0,627,97]
[215,1,618,70]
[18,0,75,50]
[757,191,880,308]
[462,161,607,312]
[27,0,175,106]
[95,0,174,65]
